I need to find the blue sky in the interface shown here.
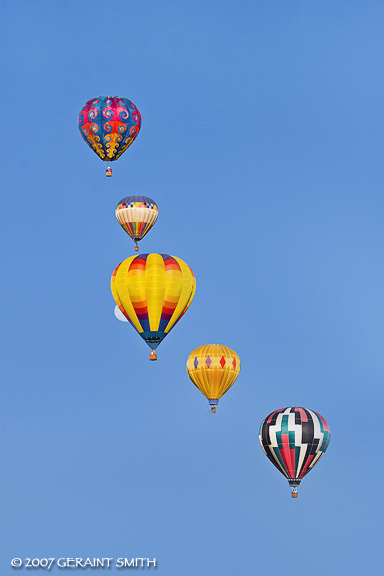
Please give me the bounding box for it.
[1,1,383,574]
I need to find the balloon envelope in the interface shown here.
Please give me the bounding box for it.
[186,344,240,411]
[111,254,196,354]
[116,196,158,249]
[78,96,141,162]
[259,407,330,493]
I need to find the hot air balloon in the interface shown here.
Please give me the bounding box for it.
[186,345,240,412]
[78,96,141,176]
[116,196,158,251]
[111,254,196,360]
[259,407,330,498]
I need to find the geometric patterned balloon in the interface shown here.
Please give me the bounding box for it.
[186,344,240,412]
[111,254,196,360]
[116,196,158,251]
[78,96,141,166]
[259,407,330,498]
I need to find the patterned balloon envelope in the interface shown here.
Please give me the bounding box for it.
[116,196,158,251]
[78,96,141,170]
[186,345,240,412]
[111,254,196,360]
[259,407,330,498]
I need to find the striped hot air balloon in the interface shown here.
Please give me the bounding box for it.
[111,254,196,360]
[115,196,158,251]
[259,407,330,498]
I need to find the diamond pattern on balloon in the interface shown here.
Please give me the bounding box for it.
[232,358,236,369]
[205,356,212,368]
[220,356,226,368]
[194,357,199,369]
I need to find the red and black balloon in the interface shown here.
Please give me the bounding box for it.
[259,407,330,497]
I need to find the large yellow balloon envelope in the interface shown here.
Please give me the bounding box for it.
[186,345,240,412]
[111,253,196,360]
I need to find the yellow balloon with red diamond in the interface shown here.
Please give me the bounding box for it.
[186,345,240,412]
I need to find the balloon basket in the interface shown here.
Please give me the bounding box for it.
[150,350,157,361]
[291,488,298,498]
[211,406,216,413]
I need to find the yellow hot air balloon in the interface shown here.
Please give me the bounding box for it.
[111,253,196,360]
[186,345,240,412]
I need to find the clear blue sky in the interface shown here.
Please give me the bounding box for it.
[1,1,383,574]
